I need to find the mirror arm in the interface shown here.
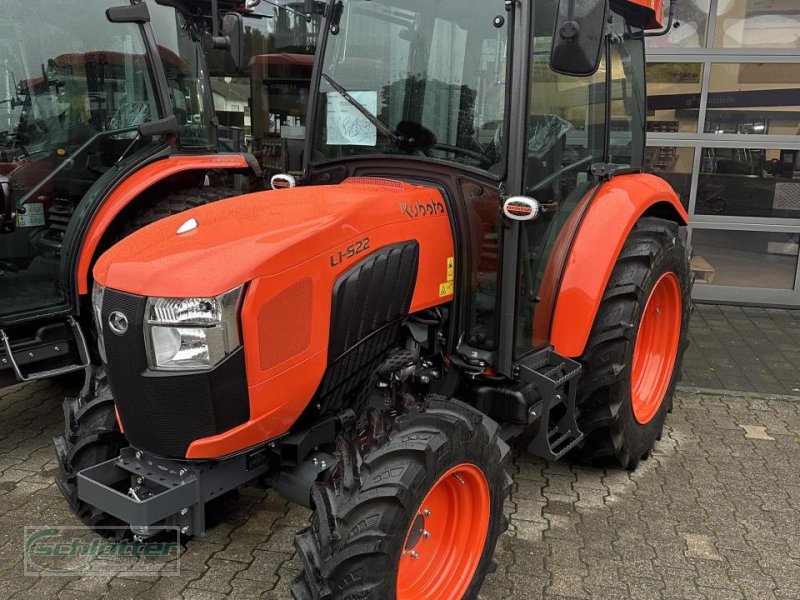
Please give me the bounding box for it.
[210,0,231,49]
[645,0,678,37]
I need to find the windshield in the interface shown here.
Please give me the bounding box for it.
[311,0,510,175]
[148,1,214,149]
[0,0,161,202]
[0,0,162,319]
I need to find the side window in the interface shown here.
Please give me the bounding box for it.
[515,0,608,355]
[525,0,606,203]
[608,16,646,168]
[147,2,214,149]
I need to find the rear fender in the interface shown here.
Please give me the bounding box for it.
[75,154,253,295]
[550,173,688,358]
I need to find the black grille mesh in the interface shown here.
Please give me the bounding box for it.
[102,289,249,458]
[328,241,419,359]
[316,242,419,413]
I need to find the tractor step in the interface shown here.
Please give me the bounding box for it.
[516,348,584,461]
[0,317,90,383]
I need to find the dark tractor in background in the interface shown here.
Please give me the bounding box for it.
[0,0,266,525]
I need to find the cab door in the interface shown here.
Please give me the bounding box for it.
[511,2,608,358]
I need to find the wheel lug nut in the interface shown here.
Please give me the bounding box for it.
[410,551,419,559]
[423,509,431,517]
[423,530,430,539]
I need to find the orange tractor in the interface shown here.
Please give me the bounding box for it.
[70,0,690,598]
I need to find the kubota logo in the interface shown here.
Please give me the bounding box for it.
[401,199,445,219]
[108,311,129,336]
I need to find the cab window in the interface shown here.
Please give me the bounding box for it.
[147,1,214,149]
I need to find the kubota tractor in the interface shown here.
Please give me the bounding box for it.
[70,0,690,598]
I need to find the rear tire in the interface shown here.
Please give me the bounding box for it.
[54,185,237,535]
[292,399,512,600]
[575,217,691,470]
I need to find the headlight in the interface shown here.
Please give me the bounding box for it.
[92,282,107,363]
[145,286,244,371]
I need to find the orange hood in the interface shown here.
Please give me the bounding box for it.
[94,179,450,298]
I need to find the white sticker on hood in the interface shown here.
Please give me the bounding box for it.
[326,91,378,146]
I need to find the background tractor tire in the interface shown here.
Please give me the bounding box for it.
[53,185,237,535]
[292,399,513,600]
[118,185,238,238]
[575,217,691,470]
[53,368,127,537]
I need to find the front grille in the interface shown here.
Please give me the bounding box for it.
[102,288,250,459]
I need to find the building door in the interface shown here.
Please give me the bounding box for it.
[644,0,800,307]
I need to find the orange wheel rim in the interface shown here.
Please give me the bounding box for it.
[631,272,682,425]
[396,463,491,600]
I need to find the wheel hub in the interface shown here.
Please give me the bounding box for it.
[396,464,490,600]
[404,513,426,552]
[631,272,682,425]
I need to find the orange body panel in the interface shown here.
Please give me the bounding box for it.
[531,186,599,348]
[549,174,687,358]
[94,179,455,459]
[76,154,250,295]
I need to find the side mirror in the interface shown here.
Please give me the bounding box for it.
[221,12,244,75]
[1,175,15,233]
[550,0,609,77]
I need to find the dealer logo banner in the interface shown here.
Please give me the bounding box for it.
[23,526,181,576]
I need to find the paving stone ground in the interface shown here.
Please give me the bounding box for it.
[682,305,800,397]
[0,381,798,600]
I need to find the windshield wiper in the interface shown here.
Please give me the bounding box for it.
[321,73,404,146]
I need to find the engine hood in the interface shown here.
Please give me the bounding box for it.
[94,178,448,298]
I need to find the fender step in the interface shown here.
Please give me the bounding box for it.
[516,348,584,461]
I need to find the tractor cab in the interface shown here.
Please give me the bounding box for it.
[302,0,658,373]
[0,0,227,319]
[0,0,251,386]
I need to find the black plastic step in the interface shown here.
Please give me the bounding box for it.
[0,317,90,382]
[515,348,585,462]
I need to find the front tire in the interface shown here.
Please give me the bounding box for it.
[53,368,127,537]
[292,399,512,600]
[575,217,691,470]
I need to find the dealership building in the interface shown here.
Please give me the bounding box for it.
[645,0,800,306]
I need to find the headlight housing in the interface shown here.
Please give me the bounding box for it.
[145,286,244,371]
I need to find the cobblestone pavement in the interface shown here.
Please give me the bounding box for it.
[0,380,798,600]
[683,305,800,397]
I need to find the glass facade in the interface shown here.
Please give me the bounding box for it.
[646,0,800,307]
